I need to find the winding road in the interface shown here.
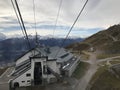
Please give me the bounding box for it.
[74,52,120,90]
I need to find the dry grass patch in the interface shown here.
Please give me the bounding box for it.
[110,60,120,65]
[72,62,90,79]
[80,54,89,60]
[88,69,120,90]
[90,65,109,83]
[88,64,120,90]
[97,54,120,59]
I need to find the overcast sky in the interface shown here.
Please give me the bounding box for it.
[0,0,120,38]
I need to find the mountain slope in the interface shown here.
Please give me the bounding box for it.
[66,24,120,55]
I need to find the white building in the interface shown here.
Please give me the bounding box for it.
[9,46,79,89]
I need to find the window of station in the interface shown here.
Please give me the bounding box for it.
[27,80,31,83]
[60,53,69,58]
[22,81,25,83]
[26,73,31,77]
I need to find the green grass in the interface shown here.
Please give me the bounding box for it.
[80,54,90,60]
[80,51,90,60]
[99,58,120,66]
[110,60,120,65]
[89,70,120,90]
[97,54,120,59]
[88,65,120,90]
[72,62,90,79]
[0,67,8,76]
[90,65,109,83]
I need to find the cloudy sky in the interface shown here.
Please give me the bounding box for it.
[0,0,120,38]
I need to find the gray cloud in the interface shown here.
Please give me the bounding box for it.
[0,0,120,37]
[86,0,101,10]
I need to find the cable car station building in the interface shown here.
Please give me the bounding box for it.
[9,46,79,88]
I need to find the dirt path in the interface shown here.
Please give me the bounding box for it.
[75,53,98,90]
[97,55,120,63]
[75,51,120,90]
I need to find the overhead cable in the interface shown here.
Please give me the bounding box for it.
[11,0,25,37]
[54,0,89,58]
[32,0,37,33]
[14,0,32,50]
[53,0,63,37]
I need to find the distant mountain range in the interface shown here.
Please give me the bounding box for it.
[0,33,6,41]
[0,36,83,64]
[66,24,120,55]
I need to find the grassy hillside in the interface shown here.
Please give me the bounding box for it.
[89,70,120,90]
[66,24,120,56]
[72,62,90,79]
